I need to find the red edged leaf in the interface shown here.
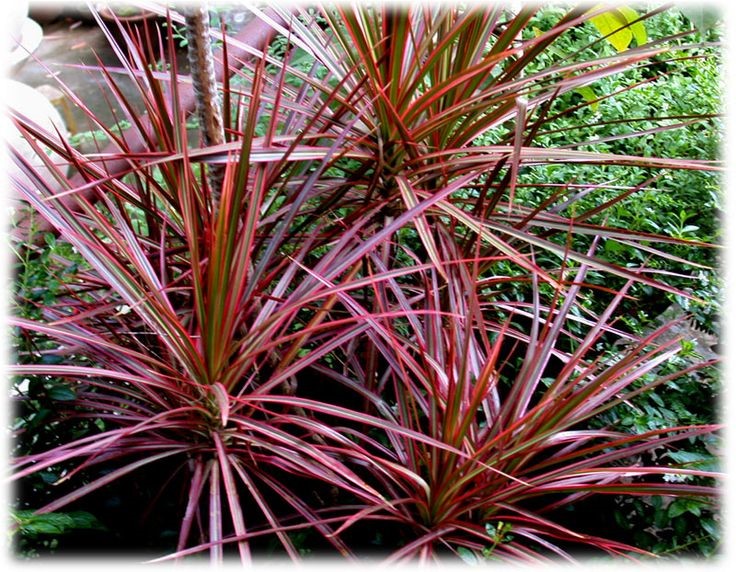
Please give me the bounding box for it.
[210,382,230,428]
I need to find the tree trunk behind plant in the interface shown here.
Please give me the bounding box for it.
[184,3,226,204]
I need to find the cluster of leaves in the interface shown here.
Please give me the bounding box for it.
[11,510,105,557]
[9,3,721,563]
[12,222,95,452]
[503,7,722,307]
[498,8,724,556]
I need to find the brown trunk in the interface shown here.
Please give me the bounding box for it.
[184,4,226,203]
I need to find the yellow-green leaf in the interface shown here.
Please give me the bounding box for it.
[575,86,600,112]
[616,6,648,46]
[589,9,632,52]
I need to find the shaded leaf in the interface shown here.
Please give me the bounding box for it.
[47,385,76,401]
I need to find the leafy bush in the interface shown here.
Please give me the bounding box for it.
[9,3,721,563]
[11,509,106,557]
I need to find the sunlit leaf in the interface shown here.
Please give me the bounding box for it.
[589,6,647,52]
[575,85,600,112]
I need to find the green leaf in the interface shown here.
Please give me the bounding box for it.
[616,6,648,46]
[575,86,600,112]
[13,510,105,537]
[674,516,688,536]
[23,520,66,535]
[589,6,647,52]
[688,503,702,517]
[649,392,665,407]
[40,354,64,365]
[40,471,59,484]
[47,384,76,401]
[614,509,632,529]
[654,507,669,529]
[701,518,719,536]
[457,546,479,565]
[665,450,719,471]
[590,10,632,52]
[668,498,701,518]
[666,451,713,464]
[485,522,498,539]
[65,511,106,530]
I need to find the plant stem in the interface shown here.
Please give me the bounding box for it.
[184,3,226,204]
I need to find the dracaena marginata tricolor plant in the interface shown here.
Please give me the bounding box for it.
[8,2,721,563]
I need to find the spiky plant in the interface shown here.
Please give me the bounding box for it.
[9,2,721,563]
